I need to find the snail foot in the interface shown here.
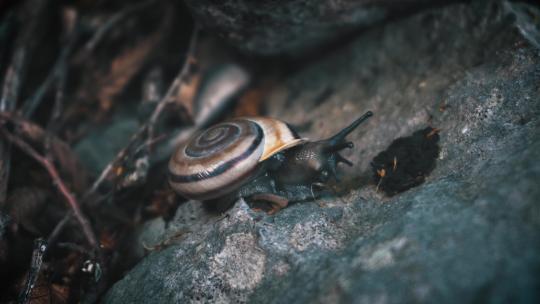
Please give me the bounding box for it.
[249,193,289,215]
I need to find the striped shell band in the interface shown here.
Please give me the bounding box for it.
[168,117,305,201]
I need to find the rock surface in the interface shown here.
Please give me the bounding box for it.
[105,2,540,303]
[184,0,455,56]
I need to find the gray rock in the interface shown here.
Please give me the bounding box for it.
[105,3,540,304]
[74,113,139,175]
[184,0,454,56]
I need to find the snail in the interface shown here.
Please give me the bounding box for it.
[168,111,373,213]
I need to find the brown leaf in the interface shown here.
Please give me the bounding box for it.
[234,88,264,117]
[175,73,201,119]
[234,81,274,117]
[97,32,161,111]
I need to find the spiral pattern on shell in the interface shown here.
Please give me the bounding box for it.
[168,117,305,200]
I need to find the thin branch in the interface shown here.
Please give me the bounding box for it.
[48,62,67,132]
[0,48,25,205]
[134,133,167,156]
[47,211,72,246]
[83,26,199,200]
[42,63,71,246]
[20,36,75,119]
[1,0,49,205]
[0,111,73,157]
[147,25,199,149]
[0,128,99,253]
[21,7,78,119]
[82,125,149,200]
[44,56,69,162]
[18,238,47,304]
[77,0,156,60]
[56,242,88,253]
[0,49,25,111]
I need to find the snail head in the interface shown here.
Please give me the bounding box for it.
[279,111,373,185]
[311,111,373,183]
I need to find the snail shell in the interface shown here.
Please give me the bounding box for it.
[168,117,305,200]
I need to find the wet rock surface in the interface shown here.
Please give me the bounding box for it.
[105,3,540,303]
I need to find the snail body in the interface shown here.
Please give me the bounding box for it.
[169,111,373,213]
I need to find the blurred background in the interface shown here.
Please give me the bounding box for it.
[0,0,539,303]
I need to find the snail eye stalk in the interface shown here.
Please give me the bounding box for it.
[327,111,373,146]
[320,111,373,182]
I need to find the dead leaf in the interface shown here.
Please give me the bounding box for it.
[97,31,161,111]
[175,73,201,119]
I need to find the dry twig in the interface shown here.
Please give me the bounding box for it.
[0,128,99,253]
[21,28,76,119]
[147,25,200,147]
[0,0,49,204]
[76,0,156,60]
[83,26,200,200]
[18,238,47,304]
[0,49,25,204]
[47,212,72,246]
[0,112,85,188]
